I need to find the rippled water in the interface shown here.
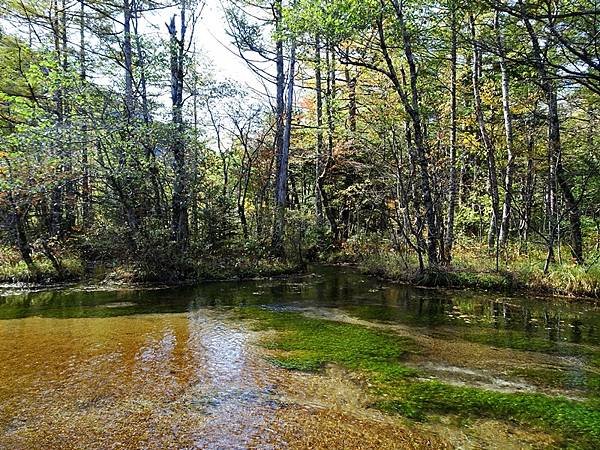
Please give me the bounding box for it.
[1,266,599,448]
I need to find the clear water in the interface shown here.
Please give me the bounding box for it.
[1,266,598,448]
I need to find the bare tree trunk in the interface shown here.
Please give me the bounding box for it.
[60,0,75,233]
[470,14,500,250]
[80,0,92,230]
[190,68,199,238]
[318,42,339,240]
[167,6,189,247]
[404,121,426,271]
[10,202,35,272]
[345,61,357,133]
[314,35,324,229]
[386,2,439,267]
[273,37,296,257]
[271,0,287,255]
[557,155,584,263]
[520,10,583,268]
[132,0,163,220]
[123,0,134,119]
[15,214,35,271]
[40,238,63,277]
[80,0,90,220]
[520,128,536,253]
[236,145,249,240]
[238,150,251,240]
[340,59,357,240]
[495,10,515,248]
[444,0,458,264]
[133,8,150,125]
[49,0,63,237]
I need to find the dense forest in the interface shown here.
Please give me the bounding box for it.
[2,3,600,446]
[0,0,598,295]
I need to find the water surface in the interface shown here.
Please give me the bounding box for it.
[1,266,598,448]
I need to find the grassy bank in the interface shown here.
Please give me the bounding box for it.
[0,246,303,285]
[327,239,600,299]
[3,236,599,298]
[236,307,600,448]
[0,248,84,283]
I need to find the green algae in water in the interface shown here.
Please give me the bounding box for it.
[2,266,600,448]
[463,328,600,367]
[237,307,600,448]
[377,381,600,447]
[235,307,419,377]
[464,328,565,353]
[342,304,452,327]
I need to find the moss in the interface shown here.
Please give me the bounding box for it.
[267,356,323,372]
[237,307,600,448]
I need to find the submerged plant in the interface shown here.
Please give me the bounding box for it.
[237,307,600,448]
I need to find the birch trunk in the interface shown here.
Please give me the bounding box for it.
[444,1,458,263]
[496,9,515,248]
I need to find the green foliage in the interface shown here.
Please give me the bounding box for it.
[0,247,83,283]
[326,234,389,264]
[197,194,239,255]
[284,0,379,39]
[351,242,600,298]
[1,0,599,295]
[282,206,321,262]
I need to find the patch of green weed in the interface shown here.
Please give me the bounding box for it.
[237,307,600,448]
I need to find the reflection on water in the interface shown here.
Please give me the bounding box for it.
[0,266,598,448]
[1,310,438,448]
[1,266,599,348]
[186,312,282,449]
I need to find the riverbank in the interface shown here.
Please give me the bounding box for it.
[0,246,304,287]
[2,242,599,300]
[326,242,600,300]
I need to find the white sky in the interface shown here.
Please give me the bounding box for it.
[0,0,269,97]
[142,0,277,149]
[193,0,259,88]
[138,0,272,111]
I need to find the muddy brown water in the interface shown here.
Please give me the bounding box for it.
[1,266,598,448]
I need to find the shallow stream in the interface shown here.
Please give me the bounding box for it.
[1,266,598,448]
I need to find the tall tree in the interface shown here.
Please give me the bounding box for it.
[167,1,192,248]
[470,13,500,251]
[444,0,459,263]
[495,7,515,248]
